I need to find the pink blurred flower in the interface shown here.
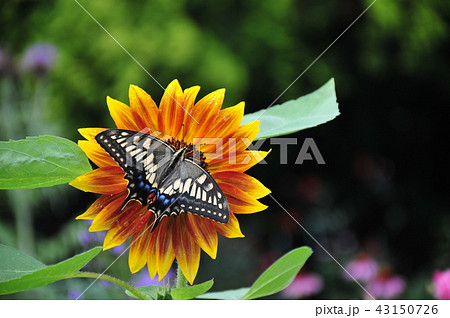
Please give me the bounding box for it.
[344,254,378,282]
[282,273,323,299]
[433,269,450,300]
[366,274,406,299]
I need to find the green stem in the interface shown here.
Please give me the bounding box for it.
[11,189,35,256]
[1,79,35,257]
[71,271,149,300]
[176,264,188,288]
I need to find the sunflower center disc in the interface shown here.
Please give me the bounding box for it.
[166,137,208,171]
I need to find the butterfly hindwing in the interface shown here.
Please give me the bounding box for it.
[152,160,229,224]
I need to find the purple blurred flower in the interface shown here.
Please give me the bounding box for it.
[432,269,450,300]
[130,267,175,288]
[20,42,57,76]
[68,289,82,300]
[78,220,128,255]
[110,244,127,256]
[78,230,92,248]
[344,254,378,282]
[78,221,103,246]
[100,280,113,288]
[366,274,406,299]
[282,272,323,299]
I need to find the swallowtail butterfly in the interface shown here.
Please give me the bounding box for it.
[96,129,229,230]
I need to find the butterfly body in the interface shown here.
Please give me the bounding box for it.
[95,129,229,230]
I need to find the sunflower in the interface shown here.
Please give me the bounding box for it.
[70,80,270,284]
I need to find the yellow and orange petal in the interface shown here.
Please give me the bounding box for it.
[70,166,127,194]
[71,80,270,284]
[129,85,160,132]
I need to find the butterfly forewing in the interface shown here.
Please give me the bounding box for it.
[96,129,175,206]
[95,129,229,227]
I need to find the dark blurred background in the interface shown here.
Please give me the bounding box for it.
[1,0,449,299]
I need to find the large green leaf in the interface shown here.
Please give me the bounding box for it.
[171,279,214,300]
[197,287,250,300]
[197,246,312,300]
[242,79,339,140]
[0,245,101,295]
[241,246,312,299]
[0,135,92,189]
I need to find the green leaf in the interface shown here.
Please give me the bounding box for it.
[0,135,92,189]
[197,247,312,300]
[0,245,46,282]
[197,287,250,300]
[242,79,339,140]
[241,246,312,300]
[171,279,214,300]
[125,285,170,300]
[0,245,102,295]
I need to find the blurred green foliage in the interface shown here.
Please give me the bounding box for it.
[1,0,449,299]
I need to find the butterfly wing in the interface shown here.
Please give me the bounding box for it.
[96,129,175,206]
[96,129,230,230]
[151,159,229,226]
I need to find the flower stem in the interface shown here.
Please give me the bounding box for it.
[71,271,149,300]
[176,264,188,288]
